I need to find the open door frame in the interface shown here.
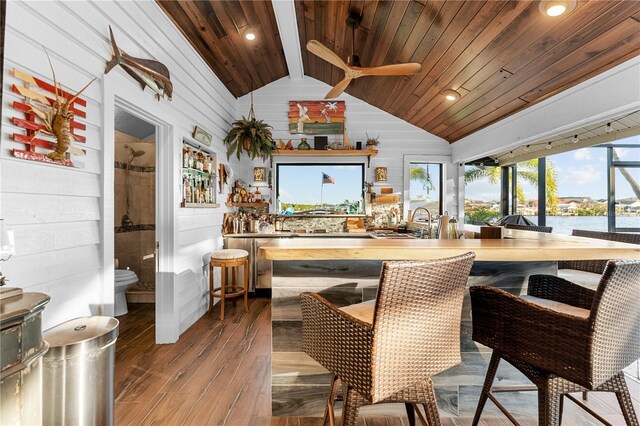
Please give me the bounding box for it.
[102,79,179,343]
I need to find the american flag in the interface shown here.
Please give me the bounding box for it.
[322,173,335,184]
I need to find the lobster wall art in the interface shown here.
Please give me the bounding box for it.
[105,26,173,101]
[10,51,94,167]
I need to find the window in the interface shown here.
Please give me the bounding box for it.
[408,162,443,218]
[276,163,364,214]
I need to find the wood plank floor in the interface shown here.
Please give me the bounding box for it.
[115,301,640,425]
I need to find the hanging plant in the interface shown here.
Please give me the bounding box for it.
[223,92,277,161]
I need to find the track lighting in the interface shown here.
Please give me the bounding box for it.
[524,145,530,152]
[605,123,613,133]
[546,142,552,150]
[509,151,515,158]
[571,135,579,143]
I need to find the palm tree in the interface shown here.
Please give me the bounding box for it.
[465,159,558,212]
[410,165,435,193]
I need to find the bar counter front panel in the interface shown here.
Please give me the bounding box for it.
[263,234,640,418]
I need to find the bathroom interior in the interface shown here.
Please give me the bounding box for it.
[114,108,157,316]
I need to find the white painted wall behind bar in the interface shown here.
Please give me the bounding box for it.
[235,76,458,216]
[1,0,238,340]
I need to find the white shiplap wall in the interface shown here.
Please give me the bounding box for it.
[2,0,239,340]
[235,77,456,215]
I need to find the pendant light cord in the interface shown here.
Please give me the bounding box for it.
[248,78,255,120]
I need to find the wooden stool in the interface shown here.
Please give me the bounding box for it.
[209,249,249,320]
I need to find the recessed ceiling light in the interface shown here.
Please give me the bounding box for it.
[244,28,256,41]
[443,89,461,101]
[539,1,576,17]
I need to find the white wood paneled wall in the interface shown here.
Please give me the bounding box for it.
[2,0,239,339]
[235,76,456,216]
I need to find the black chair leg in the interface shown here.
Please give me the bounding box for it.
[405,403,416,426]
[472,351,501,426]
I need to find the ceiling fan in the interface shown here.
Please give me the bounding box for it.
[307,12,422,99]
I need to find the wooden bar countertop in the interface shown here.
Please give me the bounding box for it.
[258,227,640,262]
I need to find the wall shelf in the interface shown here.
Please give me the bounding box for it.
[272,149,378,166]
[182,202,220,208]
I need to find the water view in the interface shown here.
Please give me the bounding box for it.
[525,216,640,235]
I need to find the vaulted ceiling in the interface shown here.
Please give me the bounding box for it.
[157,0,288,97]
[160,1,640,143]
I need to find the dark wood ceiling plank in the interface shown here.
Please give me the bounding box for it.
[396,0,446,64]
[324,0,339,85]
[158,1,237,89]
[244,0,288,78]
[437,0,639,137]
[357,0,392,74]
[518,19,640,103]
[208,1,266,89]
[304,1,319,81]
[444,98,528,141]
[363,0,416,102]
[313,1,333,85]
[421,0,620,133]
[330,0,351,87]
[401,1,508,122]
[412,1,537,130]
[401,0,530,124]
[392,1,487,117]
[382,1,466,115]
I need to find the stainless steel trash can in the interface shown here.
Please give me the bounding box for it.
[42,316,119,426]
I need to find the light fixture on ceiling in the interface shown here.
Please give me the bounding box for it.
[509,151,515,158]
[571,134,579,143]
[524,145,530,152]
[539,0,576,17]
[605,122,613,133]
[443,89,461,101]
[546,142,553,150]
[244,28,256,41]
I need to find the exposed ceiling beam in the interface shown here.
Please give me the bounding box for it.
[271,0,304,79]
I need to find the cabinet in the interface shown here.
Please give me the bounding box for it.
[224,237,275,291]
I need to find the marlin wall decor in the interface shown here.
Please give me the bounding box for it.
[105,26,173,101]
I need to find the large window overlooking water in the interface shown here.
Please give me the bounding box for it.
[464,135,640,234]
[276,163,364,214]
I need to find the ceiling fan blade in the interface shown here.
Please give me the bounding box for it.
[325,77,352,99]
[307,40,348,71]
[359,63,422,76]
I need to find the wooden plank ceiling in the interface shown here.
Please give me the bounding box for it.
[157,0,288,97]
[295,0,640,142]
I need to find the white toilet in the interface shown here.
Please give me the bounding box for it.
[114,269,139,316]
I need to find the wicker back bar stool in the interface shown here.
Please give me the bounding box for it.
[470,259,640,426]
[209,249,249,320]
[504,223,553,233]
[301,252,476,426]
[559,229,640,289]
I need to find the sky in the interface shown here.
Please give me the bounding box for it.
[277,164,363,205]
[465,135,640,202]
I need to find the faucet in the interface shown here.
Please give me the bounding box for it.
[410,207,432,238]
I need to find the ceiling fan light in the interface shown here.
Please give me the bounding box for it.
[443,89,461,101]
[539,1,576,17]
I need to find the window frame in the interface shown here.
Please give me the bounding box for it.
[275,162,366,214]
[403,155,449,220]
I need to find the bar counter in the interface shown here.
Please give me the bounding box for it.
[260,230,639,419]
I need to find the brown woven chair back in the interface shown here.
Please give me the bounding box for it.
[369,252,476,403]
[505,223,553,233]
[588,259,640,388]
[560,230,640,274]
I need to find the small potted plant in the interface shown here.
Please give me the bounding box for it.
[365,134,380,151]
[224,115,277,161]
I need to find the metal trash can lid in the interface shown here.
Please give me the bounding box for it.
[44,316,119,358]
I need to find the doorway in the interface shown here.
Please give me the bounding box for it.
[114,108,157,321]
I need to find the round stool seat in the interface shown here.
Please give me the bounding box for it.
[210,249,249,260]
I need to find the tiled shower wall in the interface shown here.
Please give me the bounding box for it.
[115,131,156,288]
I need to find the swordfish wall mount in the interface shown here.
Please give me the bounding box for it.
[105,25,173,101]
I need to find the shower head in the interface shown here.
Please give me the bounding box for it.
[125,144,145,158]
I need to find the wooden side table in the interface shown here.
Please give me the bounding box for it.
[209,249,249,320]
